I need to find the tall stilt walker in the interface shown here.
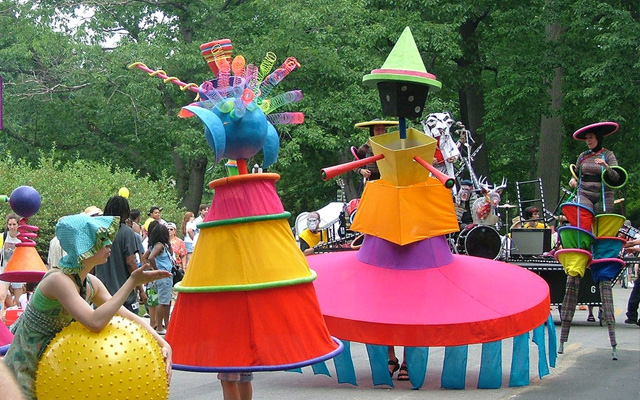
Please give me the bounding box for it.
[557,121,627,360]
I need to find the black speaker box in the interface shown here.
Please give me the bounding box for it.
[511,228,552,255]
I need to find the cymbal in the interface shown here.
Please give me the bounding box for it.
[497,204,517,209]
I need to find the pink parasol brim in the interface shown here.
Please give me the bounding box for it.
[309,252,550,347]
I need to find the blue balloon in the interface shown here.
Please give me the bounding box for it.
[185,97,281,167]
[9,186,41,218]
[262,122,280,169]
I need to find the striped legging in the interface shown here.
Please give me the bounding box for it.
[560,276,616,347]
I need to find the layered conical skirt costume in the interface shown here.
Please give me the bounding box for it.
[166,173,342,371]
[556,203,625,355]
[309,130,554,389]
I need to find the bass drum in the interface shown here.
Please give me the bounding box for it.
[456,225,503,259]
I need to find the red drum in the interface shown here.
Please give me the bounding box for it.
[456,225,503,259]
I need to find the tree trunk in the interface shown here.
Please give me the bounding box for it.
[180,157,208,212]
[460,85,489,179]
[457,15,490,180]
[537,22,565,213]
[538,69,564,212]
[172,151,188,198]
[173,151,207,213]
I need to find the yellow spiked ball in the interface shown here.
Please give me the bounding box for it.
[118,187,130,198]
[35,316,168,400]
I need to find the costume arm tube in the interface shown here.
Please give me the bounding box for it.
[413,156,456,188]
[321,154,385,181]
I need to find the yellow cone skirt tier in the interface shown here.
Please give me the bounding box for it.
[555,248,592,278]
[166,173,342,371]
[592,213,625,237]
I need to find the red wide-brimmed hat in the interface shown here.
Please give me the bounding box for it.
[573,121,618,140]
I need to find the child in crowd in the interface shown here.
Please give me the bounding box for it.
[219,372,253,400]
[142,223,173,335]
[17,282,37,309]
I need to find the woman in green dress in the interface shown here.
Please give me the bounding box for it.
[4,213,172,399]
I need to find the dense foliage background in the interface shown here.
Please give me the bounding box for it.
[1,0,639,255]
[0,154,185,256]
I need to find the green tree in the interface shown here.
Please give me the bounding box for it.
[0,0,216,212]
[2,0,639,225]
[0,153,185,259]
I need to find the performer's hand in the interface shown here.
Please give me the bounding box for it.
[594,158,609,169]
[446,156,457,163]
[130,264,171,286]
[569,177,577,189]
[624,239,639,248]
[360,169,371,179]
[160,340,172,380]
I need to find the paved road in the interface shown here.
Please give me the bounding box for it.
[168,285,640,399]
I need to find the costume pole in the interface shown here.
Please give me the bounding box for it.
[399,117,406,149]
[600,158,607,212]
[237,159,249,174]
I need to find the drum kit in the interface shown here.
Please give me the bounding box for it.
[455,224,503,259]
[453,202,517,260]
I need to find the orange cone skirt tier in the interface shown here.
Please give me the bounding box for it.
[166,173,342,371]
[0,219,48,283]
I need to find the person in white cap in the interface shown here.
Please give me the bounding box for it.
[83,205,103,217]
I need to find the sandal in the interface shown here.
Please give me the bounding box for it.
[397,364,409,381]
[587,315,596,322]
[388,358,400,377]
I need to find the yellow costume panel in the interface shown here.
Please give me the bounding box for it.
[369,128,437,186]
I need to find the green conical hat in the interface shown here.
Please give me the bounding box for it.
[380,27,428,72]
[363,26,441,91]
